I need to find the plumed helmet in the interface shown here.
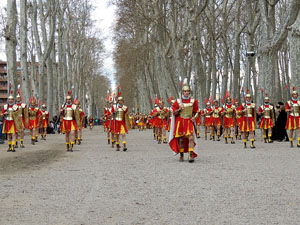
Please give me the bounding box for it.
[292,86,298,95]
[118,96,124,102]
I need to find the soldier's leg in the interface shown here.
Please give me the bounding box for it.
[250,131,255,148]
[162,128,167,143]
[158,128,162,144]
[178,137,184,162]
[243,131,247,148]
[197,125,200,138]
[30,129,35,145]
[7,134,12,151]
[111,132,115,148]
[153,127,156,139]
[65,132,70,151]
[188,135,194,163]
[230,127,235,144]
[20,129,25,147]
[210,126,214,140]
[107,130,110,144]
[35,127,39,141]
[268,128,273,143]
[122,134,127,151]
[69,130,75,151]
[216,125,221,141]
[289,130,294,147]
[204,126,207,140]
[116,134,120,151]
[224,127,228,144]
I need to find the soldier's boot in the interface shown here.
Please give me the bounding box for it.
[297,138,300,148]
[15,139,18,148]
[111,139,115,148]
[250,139,256,149]
[107,138,110,145]
[116,142,120,151]
[209,135,212,140]
[205,134,207,140]
[197,131,200,139]
[243,139,247,149]
[268,135,273,143]
[77,138,81,145]
[217,135,220,141]
[35,135,38,142]
[11,142,16,152]
[7,142,11,152]
[179,151,184,162]
[212,135,215,141]
[66,142,70,151]
[70,142,74,152]
[74,138,77,144]
[153,133,156,140]
[123,141,127,151]
[188,149,194,163]
[20,139,24,148]
[231,136,235,144]
[263,135,267,143]
[224,136,228,144]
[290,138,294,148]
[235,134,238,140]
[238,134,242,140]
[31,137,35,145]
[163,136,167,144]
[158,136,161,144]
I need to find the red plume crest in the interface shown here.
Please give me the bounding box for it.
[232,98,235,104]
[205,98,208,104]
[265,93,268,97]
[168,96,173,103]
[225,90,229,98]
[293,86,296,91]
[261,88,264,93]
[246,89,249,94]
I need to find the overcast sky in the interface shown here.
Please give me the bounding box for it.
[0,0,116,88]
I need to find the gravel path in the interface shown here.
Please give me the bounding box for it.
[0,127,300,225]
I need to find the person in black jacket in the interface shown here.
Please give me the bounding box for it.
[273,102,289,142]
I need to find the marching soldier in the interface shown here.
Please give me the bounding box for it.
[258,94,275,143]
[28,97,41,145]
[39,103,49,140]
[15,91,28,148]
[212,99,223,141]
[60,92,80,151]
[169,82,199,163]
[239,91,256,148]
[88,114,95,130]
[222,96,236,144]
[1,92,18,151]
[74,99,84,145]
[202,101,213,140]
[110,96,129,151]
[153,100,168,144]
[285,87,300,147]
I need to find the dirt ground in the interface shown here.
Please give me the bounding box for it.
[1,126,300,225]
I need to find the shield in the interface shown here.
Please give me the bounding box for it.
[125,113,131,130]
[23,108,29,128]
[13,111,23,131]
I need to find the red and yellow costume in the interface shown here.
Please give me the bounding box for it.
[223,103,236,128]
[169,97,199,157]
[285,99,300,130]
[28,106,41,129]
[239,102,256,132]
[110,104,128,134]
[1,104,18,134]
[153,106,168,129]
[60,103,78,133]
[212,106,223,126]
[16,102,28,129]
[258,104,274,129]
[203,106,213,127]
[40,109,49,128]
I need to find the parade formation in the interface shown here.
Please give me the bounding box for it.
[1,82,300,164]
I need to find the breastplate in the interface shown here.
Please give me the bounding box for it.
[291,101,300,116]
[29,108,38,120]
[6,107,14,121]
[42,112,46,120]
[158,108,166,119]
[264,107,271,118]
[225,107,233,118]
[64,108,73,120]
[246,105,253,117]
[116,108,124,121]
[180,100,194,119]
[205,109,211,118]
[236,109,241,119]
[213,108,220,118]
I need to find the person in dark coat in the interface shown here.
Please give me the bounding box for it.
[273,102,289,142]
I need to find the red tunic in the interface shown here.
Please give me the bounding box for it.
[110,104,128,134]
[202,107,213,127]
[223,104,235,128]
[238,103,256,132]
[60,104,78,133]
[153,107,168,129]
[258,105,274,129]
[1,104,17,134]
[28,107,41,129]
[285,100,300,130]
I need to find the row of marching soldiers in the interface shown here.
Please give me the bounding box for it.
[1,90,50,152]
[103,96,130,152]
[149,83,300,163]
[1,90,85,152]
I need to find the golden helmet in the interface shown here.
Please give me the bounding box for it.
[118,96,124,102]
[292,86,298,95]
